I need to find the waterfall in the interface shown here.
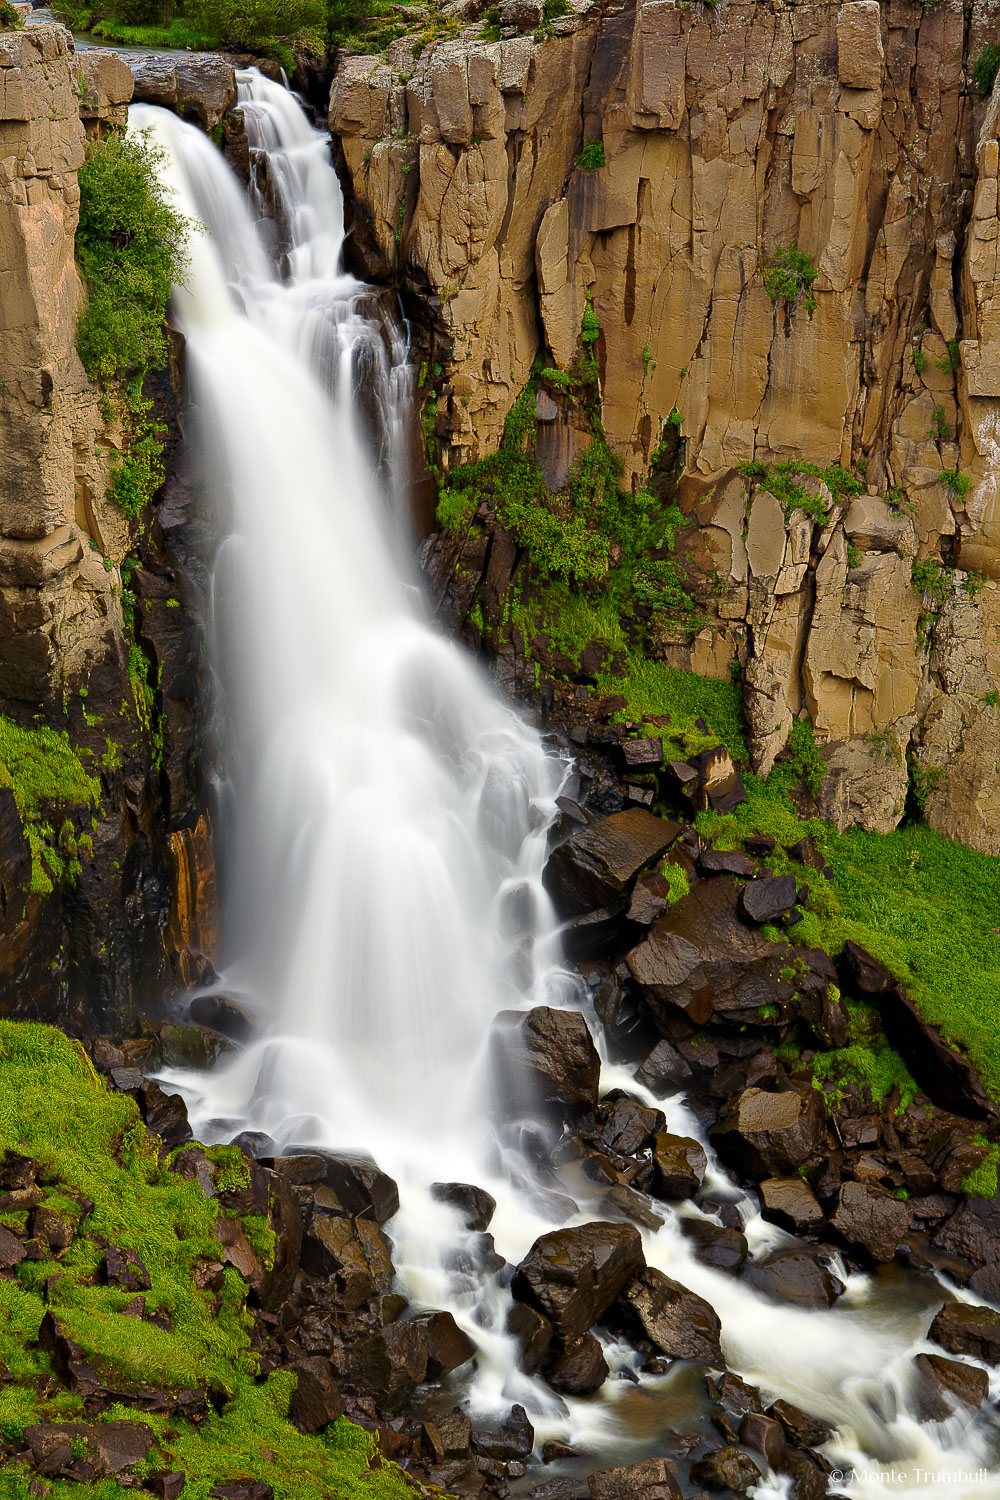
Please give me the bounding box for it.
[133,79,1000,1498]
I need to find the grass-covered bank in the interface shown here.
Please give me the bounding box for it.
[696,728,1000,1108]
[0,1022,415,1499]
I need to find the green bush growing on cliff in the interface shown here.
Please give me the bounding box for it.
[0,1021,417,1498]
[185,0,324,53]
[75,129,188,386]
[763,243,819,313]
[0,717,100,896]
[0,0,24,28]
[974,42,1000,97]
[577,139,606,170]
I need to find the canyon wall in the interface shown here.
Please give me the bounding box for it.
[330,0,1000,852]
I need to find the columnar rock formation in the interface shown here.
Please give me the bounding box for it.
[330,0,1000,851]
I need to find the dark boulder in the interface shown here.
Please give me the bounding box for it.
[929,1301,1000,1363]
[430,1181,496,1231]
[0,1225,26,1268]
[300,1214,393,1307]
[105,1245,151,1292]
[423,1410,472,1463]
[628,872,672,925]
[912,1352,989,1421]
[25,1420,155,1477]
[742,1250,843,1310]
[636,1039,693,1094]
[544,808,680,918]
[347,1321,429,1408]
[680,1218,748,1274]
[689,1445,760,1492]
[210,1487,273,1500]
[288,1356,343,1434]
[829,1181,911,1263]
[188,994,254,1042]
[309,1152,398,1225]
[737,876,797,924]
[738,1411,786,1467]
[512,1221,644,1341]
[471,1404,534,1461]
[652,1132,707,1198]
[545,1333,609,1395]
[933,1193,1000,1266]
[712,1087,825,1179]
[149,1476,186,1500]
[619,1267,723,1365]
[619,737,664,772]
[491,1005,601,1118]
[698,848,754,878]
[410,1310,476,1377]
[506,1301,554,1372]
[589,1457,682,1499]
[594,1092,665,1157]
[759,1177,824,1235]
[842,941,995,1119]
[767,1401,831,1447]
[140,1082,192,1147]
[627,878,791,1029]
[687,745,746,814]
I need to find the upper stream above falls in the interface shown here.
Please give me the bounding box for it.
[132,72,1000,1500]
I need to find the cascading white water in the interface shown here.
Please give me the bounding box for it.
[134,80,1000,1498]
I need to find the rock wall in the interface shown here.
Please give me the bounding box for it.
[330,0,1000,852]
[0,24,217,1030]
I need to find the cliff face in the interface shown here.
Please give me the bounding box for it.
[331,0,1000,853]
[0,25,216,1030]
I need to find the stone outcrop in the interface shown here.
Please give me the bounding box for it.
[332,0,1000,850]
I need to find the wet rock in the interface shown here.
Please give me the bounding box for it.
[310,1153,399,1224]
[627,872,671,925]
[620,1267,723,1365]
[471,1404,534,1461]
[680,1219,748,1275]
[269,1154,329,1185]
[627,878,790,1029]
[742,1250,843,1309]
[830,1181,911,1263]
[737,876,797,924]
[543,808,680,918]
[588,1456,682,1499]
[512,1221,644,1340]
[738,1411,786,1467]
[157,1023,235,1071]
[25,1421,155,1477]
[105,1245,151,1293]
[347,1321,428,1408]
[698,848,754,878]
[31,1206,73,1252]
[688,746,746,814]
[784,1452,827,1500]
[842,941,995,1119]
[594,1093,665,1157]
[545,1333,609,1395]
[139,1082,192,1147]
[0,1225,26,1268]
[424,1410,473,1463]
[690,1445,760,1491]
[759,1177,825,1235]
[967,1264,1000,1302]
[710,1372,762,1415]
[300,1214,393,1308]
[188,994,254,1042]
[506,1301,554,1373]
[430,1181,496,1230]
[933,1192,1000,1266]
[618,737,664,772]
[652,1133,707,1198]
[929,1301,1000,1363]
[913,1352,989,1420]
[491,1006,601,1118]
[129,55,237,132]
[603,1183,666,1231]
[411,1310,476,1377]
[0,1151,38,1189]
[636,1039,693,1094]
[288,1356,343,1434]
[149,1476,186,1500]
[712,1087,825,1179]
[767,1400,831,1447]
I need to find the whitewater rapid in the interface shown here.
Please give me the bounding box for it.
[133,77,1000,1497]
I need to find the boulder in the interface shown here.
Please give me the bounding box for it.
[636,1039,693,1094]
[105,1245,151,1292]
[711,1087,825,1179]
[737,875,797,924]
[25,1421,154,1477]
[346,1321,429,1408]
[423,1410,472,1463]
[651,1132,707,1198]
[0,1225,26,1268]
[687,746,746,814]
[933,1193,1000,1266]
[912,1352,989,1420]
[830,1181,911,1263]
[742,1250,843,1309]
[149,1477,186,1500]
[689,1446,760,1492]
[140,1082,192,1146]
[188,994,254,1042]
[471,1404,533,1461]
[410,1310,476,1377]
[738,1411,786,1467]
[430,1181,496,1230]
[628,871,672,925]
[545,1332,609,1395]
[589,1457,682,1499]
[680,1219,748,1274]
[506,1301,554,1372]
[490,1005,601,1118]
[300,1214,394,1307]
[512,1222,645,1340]
[128,54,237,131]
[302,1152,399,1224]
[288,1356,343,1434]
[210,1487,273,1500]
[759,1177,825,1234]
[698,848,754,878]
[619,737,664,772]
[594,1093,665,1157]
[929,1301,1000,1363]
[767,1400,831,1447]
[619,1267,723,1365]
[842,941,994,1119]
[543,809,680,918]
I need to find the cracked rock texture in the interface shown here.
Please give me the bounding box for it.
[331,0,1000,852]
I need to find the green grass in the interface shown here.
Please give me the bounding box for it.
[963,1139,1000,1199]
[696,743,1000,1104]
[0,716,100,896]
[0,1023,416,1499]
[811,1001,918,1111]
[597,654,747,763]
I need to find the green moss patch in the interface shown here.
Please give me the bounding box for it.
[0,1022,416,1499]
[696,731,1000,1104]
[0,716,101,896]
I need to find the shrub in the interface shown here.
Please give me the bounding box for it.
[185,0,323,51]
[576,139,605,170]
[763,243,819,312]
[973,42,1000,97]
[0,0,24,27]
[75,128,189,385]
[928,403,951,441]
[941,468,972,500]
